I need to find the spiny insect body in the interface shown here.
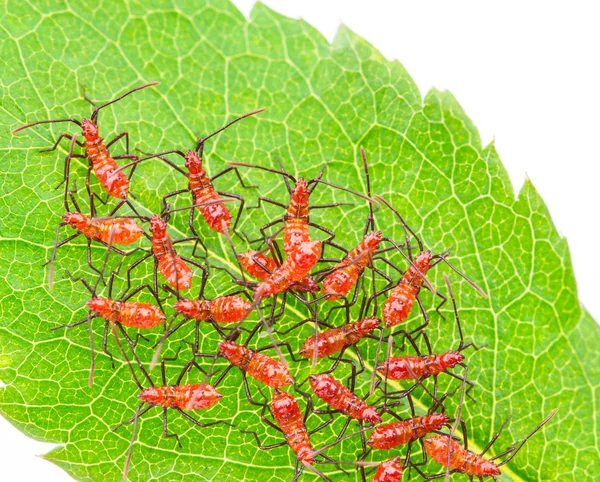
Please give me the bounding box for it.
[238,250,318,292]
[140,384,222,411]
[150,215,193,290]
[272,388,314,465]
[253,240,321,301]
[218,341,293,387]
[322,230,382,300]
[299,317,380,359]
[87,298,166,329]
[377,352,464,380]
[309,373,381,423]
[424,435,500,477]
[174,296,251,323]
[383,250,431,327]
[367,413,450,449]
[283,178,310,255]
[185,149,232,234]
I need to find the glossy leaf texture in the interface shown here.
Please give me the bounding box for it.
[1,1,599,481]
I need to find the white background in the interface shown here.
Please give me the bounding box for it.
[2,1,599,480]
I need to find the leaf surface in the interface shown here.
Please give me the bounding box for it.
[0,1,598,481]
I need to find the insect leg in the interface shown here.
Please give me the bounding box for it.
[40,132,85,153]
[240,372,269,408]
[211,166,258,189]
[255,341,304,363]
[112,404,154,432]
[216,190,247,240]
[125,252,153,295]
[185,208,210,261]
[162,407,182,447]
[50,314,99,331]
[179,255,209,298]
[240,429,287,450]
[101,319,116,368]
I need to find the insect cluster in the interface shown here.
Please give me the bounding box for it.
[13,82,557,482]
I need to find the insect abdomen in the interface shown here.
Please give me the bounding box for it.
[383,250,431,327]
[309,374,380,423]
[367,413,450,449]
[272,389,313,464]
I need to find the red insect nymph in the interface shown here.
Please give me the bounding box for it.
[424,435,501,477]
[87,297,166,329]
[139,384,222,411]
[174,296,251,323]
[272,389,314,464]
[322,231,382,300]
[81,119,130,199]
[218,341,293,387]
[150,215,193,290]
[309,374,381,423]
[299,317,380,359]
[383,250,431,327]
[185,150,232,234]
[253,241,321,301]
[377,352,464,380]
[238,250,319,292]
[63,212,143,245]
[367,413,450,450]
[283,178,310,255]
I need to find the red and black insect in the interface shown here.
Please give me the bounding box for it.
[299,317,381,360]
[377,277,479,407]
[12,82,158,200]
[229,159,375,255]
[124,212,209,298]
[113,345,229,479]
[281,177,310,256]
[218,340,294,388]
[116,109,264,242]
[253,240,322,302]
[272,388,314,463]
[309,373,381,423]
[150,214,193,290]
[174,295,252,324]
[238,249,319,292]
[382,249,432,328]
[321,231,382,301]
[52,267,165,386]
[377,350,465,381]
[367,413,450,450]
[241,387,334,482]
[363,193,486,334]
[415,409,557,481]
[47,185,145,288]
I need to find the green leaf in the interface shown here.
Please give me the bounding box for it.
[1,1,598,481]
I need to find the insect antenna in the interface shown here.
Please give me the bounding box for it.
[374,194,422,259]
[378,236,436,294]
[11,118,82,134]
[360,147,376,234]
[432,249,487,298]
[443,274,486,352]
[492,409,558,466]
[89,81,159,123]
[229,161,297,182]
[195,108,266,152]
[48,222,70,290]
[112,149,187,174]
